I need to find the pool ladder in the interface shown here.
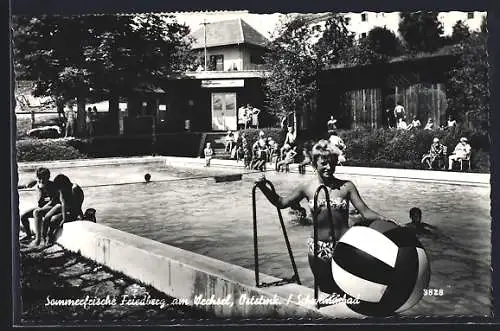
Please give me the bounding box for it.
[252,181,334,308]
[252,179,301,287]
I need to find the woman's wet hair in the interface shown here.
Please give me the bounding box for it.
[53,174,72,189]
[36,167,50,181]
[311,139,342,167]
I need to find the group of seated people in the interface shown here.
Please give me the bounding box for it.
[18,167,93,248]
[224,126,350,174]
[421,136,472,170]
[397,115,458,131]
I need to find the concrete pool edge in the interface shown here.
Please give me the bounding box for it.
[15,155,490,186]
[55,221,365,319]
[162,157,490,187]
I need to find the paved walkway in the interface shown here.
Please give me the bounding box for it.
[18,239,213,324]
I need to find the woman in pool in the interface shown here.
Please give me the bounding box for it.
[255,139,394,293]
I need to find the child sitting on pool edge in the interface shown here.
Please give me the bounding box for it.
[204,142,214,167]
[18,167,60,242]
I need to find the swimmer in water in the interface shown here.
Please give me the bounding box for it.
[404,207,443,238]
[255,139,395,293]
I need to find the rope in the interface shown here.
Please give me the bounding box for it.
[17,167,280,191]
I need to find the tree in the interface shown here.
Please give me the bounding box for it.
[445,28,488,131]
[263,16,319,124]
[364,26,403,59]
[399,12,444,53]
[13,14,193,135]
[313,15,355,67]
[263,14,355,125]
[451,20,471,44]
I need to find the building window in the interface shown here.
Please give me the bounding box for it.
[209,54,224,71]
[361,32,367,38]
[467,12,474,19]
[345,17,351,25]
[250,54,264,64]
[361,13,367,22]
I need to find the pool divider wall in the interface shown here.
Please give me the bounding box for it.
[55,221,364,319]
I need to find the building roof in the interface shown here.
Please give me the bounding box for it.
[190,18,270,49]
[323,45,461,72]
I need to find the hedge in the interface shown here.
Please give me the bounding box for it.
[16,138,87,162]
[15,127,490,173]
[339,127,490,172]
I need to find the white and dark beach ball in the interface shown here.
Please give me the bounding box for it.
[331,220,430,316]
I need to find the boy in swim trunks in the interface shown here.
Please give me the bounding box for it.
[204,142,214,167]
[19,167,59,242]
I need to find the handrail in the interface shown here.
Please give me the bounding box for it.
[252,179,301,288]
[312,184,335,308]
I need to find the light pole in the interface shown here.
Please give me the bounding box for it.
[201,19,208,71]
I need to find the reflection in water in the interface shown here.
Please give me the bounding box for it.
[17,164,491,317]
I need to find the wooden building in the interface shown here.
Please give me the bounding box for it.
[315,47,460,133]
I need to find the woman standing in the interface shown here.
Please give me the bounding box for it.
[255,140,394,293]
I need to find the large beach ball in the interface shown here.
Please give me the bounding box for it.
[331,220,430,316]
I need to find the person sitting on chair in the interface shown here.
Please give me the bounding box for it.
[421,137,446,169]
[277,146,298,172]
[298,142,313,175]
[448,137,471,170]
[424,117,434,130]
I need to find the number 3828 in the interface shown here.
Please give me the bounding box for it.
[423,289,444,296]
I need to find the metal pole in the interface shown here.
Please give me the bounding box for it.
[202,20,208,71]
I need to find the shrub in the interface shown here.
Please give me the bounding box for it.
[16,138,87,162]
[340,127,489,172]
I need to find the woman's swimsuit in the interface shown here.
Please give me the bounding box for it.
[307,197,349,261]
[308,197,349,211]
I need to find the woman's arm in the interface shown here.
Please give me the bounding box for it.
[346,181,386,222]
[255,177,306,209]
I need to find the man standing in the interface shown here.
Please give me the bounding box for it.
[238,105,247,130]
[327,116,337,135]
[394,102,405,123]
[64,104,77,137]
[251,105,261,129]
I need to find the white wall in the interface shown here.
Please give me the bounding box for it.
[197,46,251,71]
[438,11,486,36]
[341,11,486,39]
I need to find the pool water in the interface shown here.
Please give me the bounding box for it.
[16,162,492,317]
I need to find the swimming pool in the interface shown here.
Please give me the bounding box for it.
[16,161,491,317]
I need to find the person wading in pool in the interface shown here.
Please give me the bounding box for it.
[255,139,395,293]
